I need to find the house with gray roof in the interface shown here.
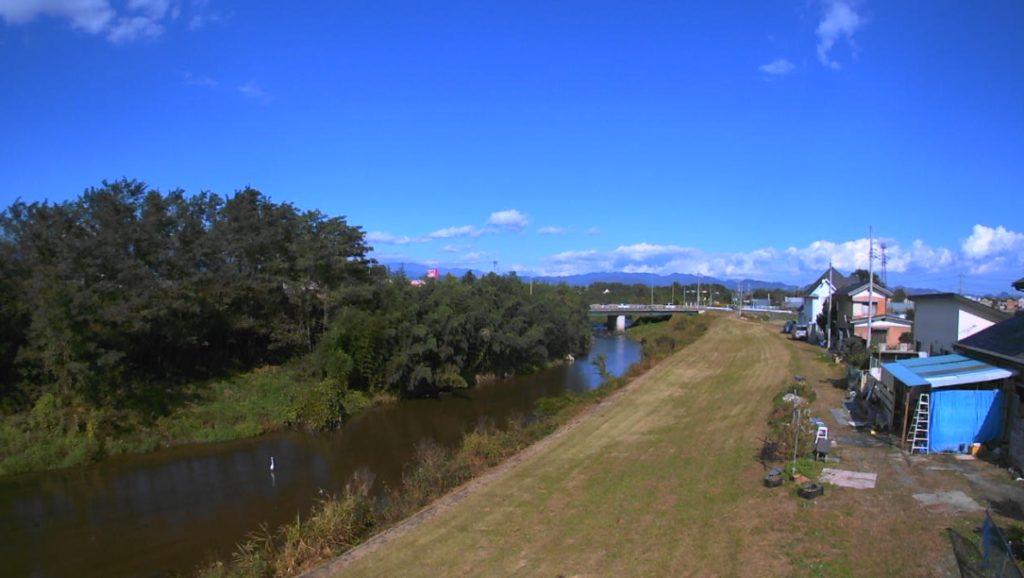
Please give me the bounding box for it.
[798,267,851,344]
[912,293,1011,356]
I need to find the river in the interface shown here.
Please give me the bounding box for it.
[0,333,641,578]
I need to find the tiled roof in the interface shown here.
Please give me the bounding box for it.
[957,314,1024,362]
[836,281,894,298]
[802,268,851,296]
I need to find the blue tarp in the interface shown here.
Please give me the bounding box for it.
[930,389,1005,453]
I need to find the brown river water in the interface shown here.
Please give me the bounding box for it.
[0,333,641,578]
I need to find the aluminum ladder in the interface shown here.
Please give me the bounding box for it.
[907,393,930,454]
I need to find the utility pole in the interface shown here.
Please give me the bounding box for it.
[650,272,654,306]
[880,243,889,286]
[958,273,965,295]
[868,226,875,356]
[697,273,702,309]
[827,259,833,351]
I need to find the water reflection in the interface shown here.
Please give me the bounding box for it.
[0,334,640,578]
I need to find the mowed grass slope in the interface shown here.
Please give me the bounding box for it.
[338,315,799,577]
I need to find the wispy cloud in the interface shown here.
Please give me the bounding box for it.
[239,80,272,104]
[486,209,529,232]
[183,71,217,87]
[187,0,226,30]
[0,0,176,43]
[457,251,496,264]
[816,0,866,70]
[537,226,566,235]
[366,231,428,245]
[759,58,795,76]
[442,244,472,253]
[428,225,481,239]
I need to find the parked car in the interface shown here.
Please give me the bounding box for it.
[782,320,795,333]
[792,324,809,340]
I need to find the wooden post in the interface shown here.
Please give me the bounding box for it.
[900,390,912,451]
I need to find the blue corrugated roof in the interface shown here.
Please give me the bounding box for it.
[884,362,929,387]
[882,354,1016,389]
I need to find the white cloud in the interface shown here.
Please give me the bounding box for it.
[442,244,472,253]
[239,81,272,104]
[106,15,162,43]
[127,0,171,19]
[366,231,428,245]
[0,0,114,33]
[586,227,601,235]
[187,0,225,30]
[455,251,496,264]
[486,209,529,232]
[535,225,1024,284]
[0,0,173,42]
[183,71,217,87]
[961,225,1024,259]
[759,58,795,76]
[816,0,866,70]
[428,225,481,239]
[537,226,565,235]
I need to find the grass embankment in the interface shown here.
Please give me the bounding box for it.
[332,314,851,577]
[195,313,713,578]
[0,368,394,477]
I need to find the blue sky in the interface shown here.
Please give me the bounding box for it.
[1,1,1022,294]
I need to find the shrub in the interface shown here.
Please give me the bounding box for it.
[534,393,579,417]
[296,380,345,431]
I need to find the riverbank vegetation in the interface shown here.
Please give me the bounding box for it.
[0,180,590,476]
[195,312,716,577]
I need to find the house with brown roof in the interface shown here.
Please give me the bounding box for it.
[833,282,912,349]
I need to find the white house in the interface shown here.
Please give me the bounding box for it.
[910,293,1011,356]
[799,267,851,342]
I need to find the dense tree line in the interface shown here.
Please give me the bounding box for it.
[309,271,592,397]
[0,180,376,411]
[0,180,591,417]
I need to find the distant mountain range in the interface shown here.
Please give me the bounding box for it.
[382,262,1016,299]
[382,262,799,291]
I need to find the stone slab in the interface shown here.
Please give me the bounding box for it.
[912,491,983,513]
[820,468,878,489]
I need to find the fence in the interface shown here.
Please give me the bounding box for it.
[948,511,1023,578]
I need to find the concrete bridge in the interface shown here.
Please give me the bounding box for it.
[588,304,703,332]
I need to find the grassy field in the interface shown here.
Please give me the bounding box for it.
[330,313,968,578]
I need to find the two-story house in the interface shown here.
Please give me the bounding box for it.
[833,282,912,349]
[798,267,850,343]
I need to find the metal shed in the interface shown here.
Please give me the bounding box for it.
[880,354,1017,453]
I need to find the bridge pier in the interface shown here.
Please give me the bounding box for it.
[615,315,626,333]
